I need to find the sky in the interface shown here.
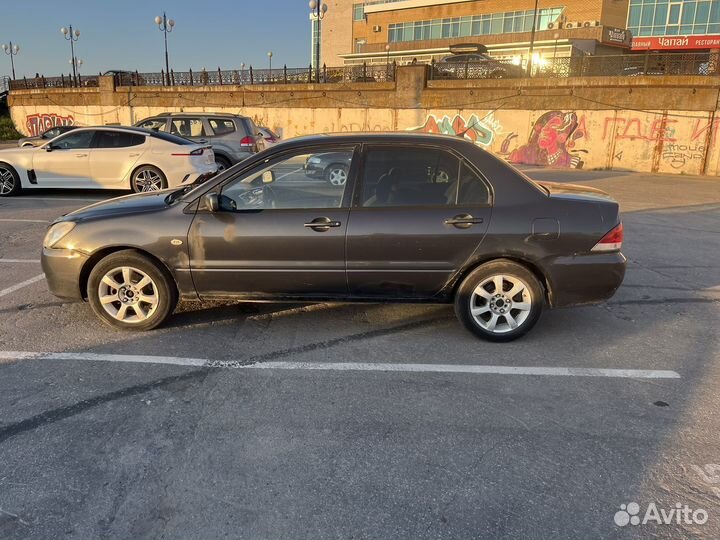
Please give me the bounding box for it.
[0,0,312,79]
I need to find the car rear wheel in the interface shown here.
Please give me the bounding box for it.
[215,155,232,172]
[0,162,21,197]
[454,260,543,342]
[131,165,167,193]
[325,164,348,186]
[87,250,177,331]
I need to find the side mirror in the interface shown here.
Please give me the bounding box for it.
[203,193,219,212]
[45,146,53,152]
[262,170,275,184]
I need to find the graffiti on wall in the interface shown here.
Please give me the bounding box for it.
[26,113,74,137]
[411,113,502,147]
[508,111,587,169]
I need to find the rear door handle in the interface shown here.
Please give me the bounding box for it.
[304,217,342,232]
[444,214,484,229]
[129,153,140,157]
[74,153,88,158]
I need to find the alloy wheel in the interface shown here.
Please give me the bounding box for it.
[133,169,163,192]
[0,167,15,195]
[97,266,159,323]
[328,167,348,186]
[469,274,532,334]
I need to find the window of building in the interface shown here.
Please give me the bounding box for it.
[386,7,564,43]
[353,3,364,21]
[628,0,720,38]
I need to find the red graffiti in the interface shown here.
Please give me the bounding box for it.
[25,113,74,137]
[690,117,720,142]
[602,116,677,142]
[509,111,585,168]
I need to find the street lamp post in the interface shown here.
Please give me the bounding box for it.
[526,0,540,77]
[69,57,83,79]
[385,44,390,72]
[268,51,273,82]
[1,42,19,80]
[240,62,246,85]
[309,0,328,83]
[60,26,80,85]
[154,12,175,86]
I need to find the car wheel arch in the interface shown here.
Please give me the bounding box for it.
[79,246,178,301]
[449,256,554,306]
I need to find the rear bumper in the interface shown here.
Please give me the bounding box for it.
[545,252,626,308]
[41,247,88,301]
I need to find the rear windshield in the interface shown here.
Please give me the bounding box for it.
[148,131,195,145]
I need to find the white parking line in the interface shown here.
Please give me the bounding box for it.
[0,351,682,379]
[0,275,45,298]
[0,218,49,223]
[0,259,41,263]
[12,197,101,202]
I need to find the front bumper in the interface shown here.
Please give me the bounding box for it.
[545,251,626,308]
[304,161,325,178]
[41,247,89,301]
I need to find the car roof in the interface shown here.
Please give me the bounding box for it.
[153,112,246,119]
[64,126,155,135]
[281,132,473,147]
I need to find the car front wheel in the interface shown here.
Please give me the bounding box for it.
[0,162,21,197]
[454,260,543,342]
[87,250,177,331]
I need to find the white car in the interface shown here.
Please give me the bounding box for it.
[0,126,217,197]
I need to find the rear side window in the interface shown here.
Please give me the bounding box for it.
[242,118,258,137]
[148,131,194,145]
[94,131,145,148]
[457,162,490,205]
[360,147,461,207]
[209,118,236,136]
[170,118,206,137]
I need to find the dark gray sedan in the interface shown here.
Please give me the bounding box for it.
[41,133,625,341]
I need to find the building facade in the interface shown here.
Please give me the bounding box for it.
[320,0,633,67]
[628,0,720,51]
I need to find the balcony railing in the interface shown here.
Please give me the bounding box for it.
[429,52,716,80]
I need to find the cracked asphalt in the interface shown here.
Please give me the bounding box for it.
[0,169,719,539]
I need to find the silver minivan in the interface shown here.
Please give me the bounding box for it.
[134,113,264,170]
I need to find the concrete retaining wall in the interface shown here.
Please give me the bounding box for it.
[8,67,720,175]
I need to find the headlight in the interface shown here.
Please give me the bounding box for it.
[43,221,76,248]
[308,157,321,164]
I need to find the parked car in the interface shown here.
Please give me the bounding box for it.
[258,126,281,148]
[0,126,216,196]
[434,53,525,79]
[41,133,625,341]
[18,125,78,147]
[134,113,263,171]
[102,70,144,86]
[304,151,353,185]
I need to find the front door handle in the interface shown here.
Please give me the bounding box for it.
[304,217,341,232]
[444,214,484,229]
[74,153,88,158]
[128,153,140,157]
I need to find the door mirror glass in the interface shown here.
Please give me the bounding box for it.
[262,170,275,184]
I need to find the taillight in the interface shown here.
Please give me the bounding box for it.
[171,148,204,156]
[240,136,255,148]
[591,222,623,252]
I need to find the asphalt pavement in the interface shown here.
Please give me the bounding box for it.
[0,169,719,539]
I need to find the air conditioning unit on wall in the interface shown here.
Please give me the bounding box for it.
[372,25,381,32]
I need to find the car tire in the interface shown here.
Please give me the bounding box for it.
[215,155,232,172]
[0,162,21,197]
[131,165,167,193]
[87,250,178,331]
[454,260,544,342]
[325,163,349,186]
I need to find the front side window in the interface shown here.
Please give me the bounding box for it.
[137,118,166,132]
[49,130,94,150]
[360,147,462,208]
[219,148,354,211]
[43,127,61,139]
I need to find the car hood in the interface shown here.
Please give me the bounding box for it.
[539,181,617,203]
[61,190,176,222]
